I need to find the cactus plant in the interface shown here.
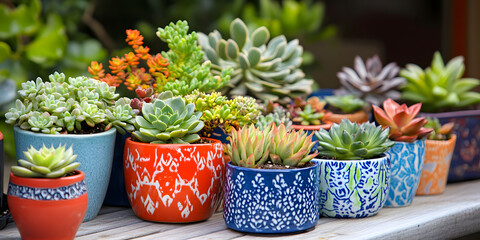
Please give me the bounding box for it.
[315,120,394,160]
[132,91,204,144]
[400,51,480,112]
[5,72,136,135]
[336,55,406,106]
[11,145,79,178]
[424,117,454,141]
[198,18,313,102]
[373,98,433,142]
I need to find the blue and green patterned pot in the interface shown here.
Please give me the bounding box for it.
[13,126,116,221]
[318,154,390,218]
[385,139,425,207]
[223,161,320,233]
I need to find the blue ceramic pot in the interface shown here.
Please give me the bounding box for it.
[223,161,320,233]
[385,139,425,207]
[103,132,131,207]
[13,126,116,221]
[318,154,390,218]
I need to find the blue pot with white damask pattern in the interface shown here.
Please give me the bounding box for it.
[385,139,425,207]
[318,154,390,218]
[223,161,320,233]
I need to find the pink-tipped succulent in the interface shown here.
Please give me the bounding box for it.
[269,123,317,167]
[130,87,155,114]
[225,124,271,168]
[373,98,433,142]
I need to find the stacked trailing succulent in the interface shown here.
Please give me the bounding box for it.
[324,94,366,114]
[400,51,480,112]
[225,123,317,168]
[256,101,292,130]
[198,18,313,103]
[288,96,330,126]
[5,72,135,134]
[373,98,433,142]
[89,21,231,96]
[183,90,260,138]
[424,117,454,141]
[335,55,406,106]
[315,120,394,160]
[132,91,204,144]
[11,145,79,178]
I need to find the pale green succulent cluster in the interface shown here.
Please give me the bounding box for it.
[133,91,204,144]
[256,105,292,131]
[198,18,313,102]
[315,120,394,160]
[5,72,135,134]
[225,123,316,168]
[156,20,232,95]
[11,145,80,178]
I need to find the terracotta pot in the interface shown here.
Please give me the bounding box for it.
[123,137,225,223]
[416,135,457,195]
[325,110,369,124]
[7,170,88,240]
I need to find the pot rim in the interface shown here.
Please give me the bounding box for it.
[13,126,116,139]
[425,134,457,143]
[226,160,319,173]
[313,153,389,163]
[9,170,85,188]
[418,109,480,118]
[125,136,222,147]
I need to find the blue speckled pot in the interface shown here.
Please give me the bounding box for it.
[385,139,425,207]
[223,161,320,233]
[13,126,116,221]
[318,154,390,218]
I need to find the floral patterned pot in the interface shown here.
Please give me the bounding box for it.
[416,135,457,195]
[13,126,116,221]
[318,154,390,218]
[7,170,88,240]
[223,161,320,233]
[385,139,425,207]
[123,137,225,223]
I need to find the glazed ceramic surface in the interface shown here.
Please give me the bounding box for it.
[13,126,115,221]
[416,135,457,195]
[318,155,390,218]
[385,139,425,207]
[123,138,225,223]
[7,170,88,240]
[223,161,320,233]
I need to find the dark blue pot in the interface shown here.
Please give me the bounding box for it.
[103,132,131,207]
[210,127,229,144]
[309,88,335,98]
[419,110,480,182]
[223,161,320,233]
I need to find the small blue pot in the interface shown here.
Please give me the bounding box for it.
[13,126,116,221]
[223,161,320,233]
[103,132,131,207]
[318,154,390,218]
[385,139,425,207]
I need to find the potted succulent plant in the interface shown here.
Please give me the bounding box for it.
[255,101,293,130]
[289,96,333,130]
[4,72,135,221]
[315,120,394,218]
[416,118,456,195]
[123,91,225,223]
[373,98,432,207]
[324,94,369,123]
[7,144,87,240]
[399,51,480,182]
[223,123,319,233]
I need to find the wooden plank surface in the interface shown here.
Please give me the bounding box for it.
[1,180,479,240]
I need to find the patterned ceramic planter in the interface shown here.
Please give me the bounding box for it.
[223,161,320,233]
[13,126,116,221]
[416,135,457,195]
[7,170,88,240]
[385,139,425,207]
[123,137,225,223]
[318,154,390,218]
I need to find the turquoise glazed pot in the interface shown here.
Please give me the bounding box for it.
[318,154,390,218]
[385,139,425,207]
[223,161,320,233]
[13,126,116,221]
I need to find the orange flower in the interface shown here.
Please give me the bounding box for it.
[126,29,143,48]
[124,52,140,67]
[88,61,105,79]
[109,57,127,74]
[135,46,150,60]
[100,73,122,87]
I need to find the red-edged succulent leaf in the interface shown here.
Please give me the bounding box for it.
[373,105,395,127]
[437,122,454,135]
[392,135,417,142]
[400,118,427,135]
[382,98,401,119]
[417,127,434,139]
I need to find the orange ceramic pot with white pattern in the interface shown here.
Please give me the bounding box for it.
[416,135,457,195]
[123,137,225,222]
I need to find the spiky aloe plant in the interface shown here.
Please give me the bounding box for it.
[336,55,406,106]
[269,123,317,167]
[198,18,313,102]
[315,120,394,160]
[132,91,204,144]
[373,98,433,142]
[424,117,454,141]
[400,51,480,112]
[11,145,79,178]
[225,124,271,168]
